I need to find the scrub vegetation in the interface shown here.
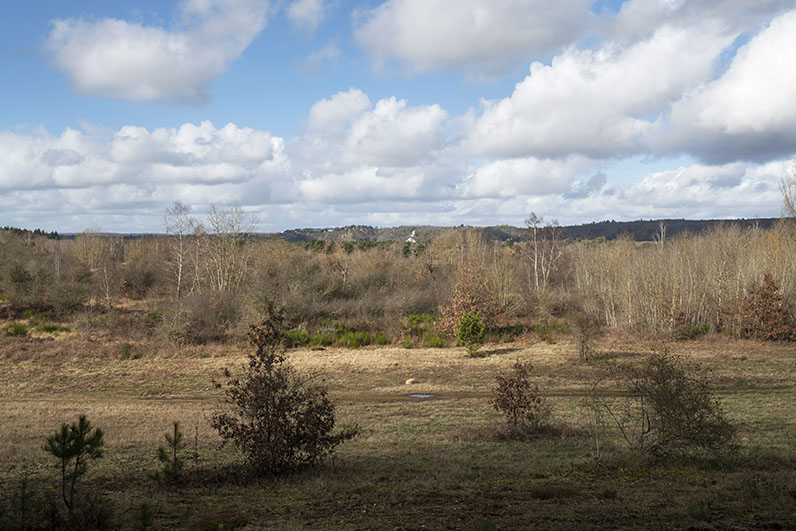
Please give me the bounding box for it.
[1,203,796,528]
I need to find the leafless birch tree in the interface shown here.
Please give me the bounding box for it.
[525,212,564,294]
[200,205,254,292]
[163,201,195,300]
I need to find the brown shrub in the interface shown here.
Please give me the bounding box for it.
[438,265,500,336]
[739,273,795,341]
[491,361,550,436]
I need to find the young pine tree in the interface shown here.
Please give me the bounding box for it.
[43,415,104,516]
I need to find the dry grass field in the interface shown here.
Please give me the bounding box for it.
[1,331,795,529]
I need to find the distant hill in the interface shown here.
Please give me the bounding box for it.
[45,217,784,243]
[557,218,781,242]
[269,218,783,243]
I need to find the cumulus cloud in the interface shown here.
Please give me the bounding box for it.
[460,156,593,198]
[0,122,282,195]
[287,0,325,32]
[607,161,785,220]
[46,0,269,103]
[298,167,427,202]
[306,88,372,133]
[291,89,453,202]
[465,23,733,159]
[354,0,594,75]
[343,97,448,167]
[0,80,790,233]
[486,159,785,226]
[649,10,796,163]
[291,90,458,204]
[609,0,794,42]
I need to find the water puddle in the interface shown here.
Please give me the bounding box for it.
[409,394,434,398]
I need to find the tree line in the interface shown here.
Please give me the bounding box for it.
[1,202,795,344]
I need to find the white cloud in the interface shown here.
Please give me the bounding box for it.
[609,161,785,220]
[287,0,325,32]
[465,23,733,159]
[46,0,269,103]
[650,10,796,163]
[565,172,607,199]
[344,97,448,167]
[0,82,789,233]
[289,90,457,203]
[0,121,281,192]
[294,89,450,181]
[298,167,426,202]
[460,156,593,198]
[609,0,794,42]
[307,88,372,133]
[354,0,594,75]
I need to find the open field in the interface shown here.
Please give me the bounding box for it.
[1,333,795,530]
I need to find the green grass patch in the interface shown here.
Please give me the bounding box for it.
[424,331,446,348]
[34,324,71,335]
[534,321,568,343]
[5,321,27,336]
[283,322,380,349]
[373,332,391,345]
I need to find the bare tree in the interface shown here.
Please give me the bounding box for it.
[653,221,667,250]
[201,205,255,292]
[163,201,195,300]
[73,229,106,269]
[781,163,796,216]
[524,212,564,293]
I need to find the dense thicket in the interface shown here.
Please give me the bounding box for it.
[1,218,795,342]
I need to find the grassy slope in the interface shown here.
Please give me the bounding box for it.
[1,334,795,529]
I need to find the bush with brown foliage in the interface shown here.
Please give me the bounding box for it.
[739,273,795,341]
[491,361,549,436]
[438,265,499,337]
[211,306,358,476]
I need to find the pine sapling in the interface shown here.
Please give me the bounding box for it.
[152,421,185,484]
[43,415,104,516]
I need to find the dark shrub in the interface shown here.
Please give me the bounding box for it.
[211,306,358,476]
[43,415,105,518]
[457,311,485,357]
[609,350,736,458]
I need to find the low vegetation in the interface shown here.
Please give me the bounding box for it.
[1,335,793,529]
[593,349,737,458]
[212,306,358,476]
[491,361,549,437]
[1,203,795,528]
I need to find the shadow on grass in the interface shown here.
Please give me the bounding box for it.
[446,423,589,443]
[482,346,523,357]
[163,460,332,489]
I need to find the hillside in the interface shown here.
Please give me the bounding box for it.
[269,217,782,243]
[38,217,782,243]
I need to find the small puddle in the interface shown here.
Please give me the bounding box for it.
[409,394,434,398]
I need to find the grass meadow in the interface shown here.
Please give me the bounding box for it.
[1,331,795,530]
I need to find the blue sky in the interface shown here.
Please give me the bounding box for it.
[1,0,794,233]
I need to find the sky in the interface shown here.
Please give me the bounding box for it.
[1,0,795,233]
